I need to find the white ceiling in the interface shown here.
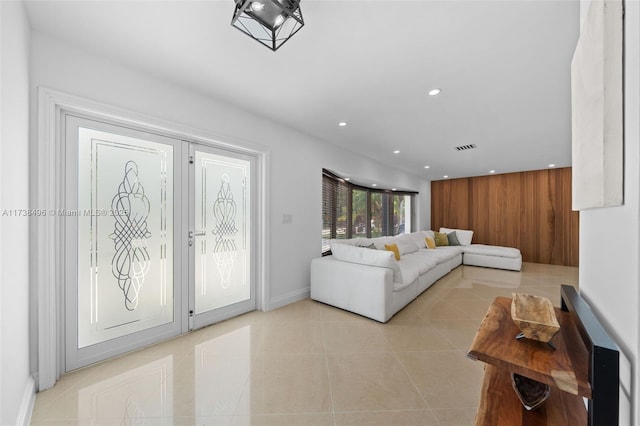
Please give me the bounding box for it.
[24,0,580,182]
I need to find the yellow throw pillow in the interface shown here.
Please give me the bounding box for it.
[434,231,449,247]
[425,237,436,249]
[384,243,401,261]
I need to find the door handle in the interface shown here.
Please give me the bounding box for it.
[188,230,207,246]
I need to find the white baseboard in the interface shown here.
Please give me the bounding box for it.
[267,287,310,311]
[16,376,36,426]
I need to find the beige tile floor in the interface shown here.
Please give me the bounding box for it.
[30,262,578,426]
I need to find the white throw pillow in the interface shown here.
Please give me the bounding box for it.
[330,241,403,283]
[439,227,474,246]
[403,231,430,250]
[372,236,395,250]
[330,241,395,267]
[396,233,422,253]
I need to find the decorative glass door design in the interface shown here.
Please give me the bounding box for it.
[66,115,183,371]
[77,128,174,347]
[190,145,254,328]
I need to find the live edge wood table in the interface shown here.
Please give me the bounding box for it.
[467,296,589,426]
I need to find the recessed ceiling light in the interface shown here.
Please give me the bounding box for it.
[490,170,496,174]
[344,177,350,181]
[443,175,448,178]
[424,165,430,169]
[393,150,400,154]
[548,164,556,168]
[392,188,397,191]
[428,88,441,96]
[338,121,347,127]
[372,183,377,187]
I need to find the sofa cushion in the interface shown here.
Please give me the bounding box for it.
[402,231,430,250]
[423,246,464,262]
[440,227,474,246]
[384,243,401,260]
[331,241,393,265]
[447,231,462,246]
[394,234,420,254]
[401,252,438,274]
[330,241,404,283]
[434,231,449,246]
[330,237,372,247]
[425,237,436,249]
[463,244,521,258]
[372,236,395,250]
[357,243,376,249]
[395,256,426,289]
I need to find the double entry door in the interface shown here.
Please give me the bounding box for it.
[64,115,256,371]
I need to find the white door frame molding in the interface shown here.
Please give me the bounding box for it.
[35,87,269,391]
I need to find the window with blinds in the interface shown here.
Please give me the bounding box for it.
[322,175,336,253]
[322,169,416,255]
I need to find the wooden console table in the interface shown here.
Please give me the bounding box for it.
[467,296,589,425]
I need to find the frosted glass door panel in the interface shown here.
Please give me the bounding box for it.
[194,151,251,314]
[77,127,174,348]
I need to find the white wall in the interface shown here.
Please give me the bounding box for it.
[578,0,640,424]
[1,1,34,424]
[420,179,431,231]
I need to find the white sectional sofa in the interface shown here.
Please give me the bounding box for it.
[310,228,522,322]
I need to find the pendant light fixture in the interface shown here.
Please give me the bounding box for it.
[231,0,304,51]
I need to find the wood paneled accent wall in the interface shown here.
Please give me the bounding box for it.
[431,168,579,266]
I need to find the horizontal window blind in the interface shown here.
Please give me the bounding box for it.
[322,175,336,253]
[322,169,415,254]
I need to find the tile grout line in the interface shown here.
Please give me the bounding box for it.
[380,312,442,426]
[389,346,442,426]
[319,308,338,426]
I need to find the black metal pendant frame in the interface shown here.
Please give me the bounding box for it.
[231,0,304,51]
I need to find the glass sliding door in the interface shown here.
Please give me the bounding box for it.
[352,189,367,238]
[370,192,388,237]
[190,144,255,329]
[393,194,412,235]
[65,115,184,371]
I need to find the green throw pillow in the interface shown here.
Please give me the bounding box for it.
[434,231,449,246]
[447,231,461,246]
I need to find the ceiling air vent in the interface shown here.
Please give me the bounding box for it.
[454,144,477,151]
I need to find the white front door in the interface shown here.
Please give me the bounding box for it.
[189,144,255,329]
[64,114,256,371]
